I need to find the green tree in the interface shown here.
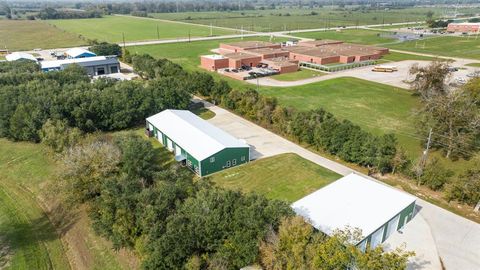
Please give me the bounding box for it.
[89,42,122,56]
[40,119,82,152]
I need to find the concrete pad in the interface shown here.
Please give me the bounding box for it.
[384,206,442,270]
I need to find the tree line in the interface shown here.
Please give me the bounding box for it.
[407,61,480,207]
[0,59,191,143]
[37,7,103,20]
[57,131,411,270]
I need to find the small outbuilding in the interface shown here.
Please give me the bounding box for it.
[41,56,120,76]
[5,52,38,62]
[146,110,250,176]
[65,48,97,59]
[292,173,416,250]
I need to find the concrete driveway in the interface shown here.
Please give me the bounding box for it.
[196,97,480,270]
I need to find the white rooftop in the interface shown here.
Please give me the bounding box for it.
[292,173,416,241]
[5,52,37,62]
[41,56,117,69]
[147,110,249,160]
[202,54,226,60]
[449,22,480,26]
[65,48,96,58]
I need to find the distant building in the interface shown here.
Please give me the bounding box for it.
[292,173,416,250]
[41,56,120,76]
[5,52,38,62]
[65,48,97,59]
[447,22,480,33]
[146,110,250,176]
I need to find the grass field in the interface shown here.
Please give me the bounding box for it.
[0,20,85,51]
[272,68,326,81]
[466,62,480,67]
[387,35,480,60]
[292,29,395,45]
[48,15,237,43]
[210,153,340,202]
[150,6,480,32]
[380,51,439,62]
[0,139,135,269]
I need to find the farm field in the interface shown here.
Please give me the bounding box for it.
[150,6,480,32]
[272,68,326,81]
[0,139,136,270]
[387,35,480,60]
[292,29,396,45]
[0,20,85,51]
[210,153,340,202]
[48,15,237,43]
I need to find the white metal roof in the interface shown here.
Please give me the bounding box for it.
[41,56,118,69]
[146,110,249,160]
[292,173,416,241]
[5,52,37,62]
[202,54,226,59]
[65,48,96,58]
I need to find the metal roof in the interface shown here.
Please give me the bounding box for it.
[65,48,96,58]
[5,52,37,62]
[292,173,416,242]
[41,56,119,69]
[146,110,249,160]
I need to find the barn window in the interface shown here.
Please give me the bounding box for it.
[241,156,245,161]
[210,157,215,163]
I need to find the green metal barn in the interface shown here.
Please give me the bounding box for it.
[146,110,250,176]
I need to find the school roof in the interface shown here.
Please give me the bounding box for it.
[292,173,416,240]
[223,52,260,60]
[146,110,249,160]
[40,56,119,69]
[65,48,96,58]
[222,41,280,49]
[5,52,37,62]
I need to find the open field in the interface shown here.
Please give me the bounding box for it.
[0,139,136,270]
[466,62,480,67]
[48,15,237,43]
[292,29,396,45]
[0,20,85,51]
[210,153,340,202]
[272,68,326,81]
[150,6,480,32]
[380,51,439,62]
[388,35,480,60]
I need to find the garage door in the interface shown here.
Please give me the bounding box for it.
[385,214,400,240]
[157,132,163,144]
[175,145,182,156]
[370,226,385,249]
[167,139,173,151]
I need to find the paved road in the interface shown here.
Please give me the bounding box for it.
[195,97,480,270]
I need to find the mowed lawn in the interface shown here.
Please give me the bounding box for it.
[0,20,85,51]
[272,68,326,81]
[210,153,340,202]
[150,6,480,32]
[0,139,131,270]
[292,29,395,45]
[48,15,237,43]
[388,35,480,60]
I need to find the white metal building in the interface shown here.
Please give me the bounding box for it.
[40,56,120,76]
[65,48,97,59]
[292,173,416,250]
[146,110,250,176]
[5,52,38,62]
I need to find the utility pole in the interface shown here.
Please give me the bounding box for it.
[157,25,160,40]
[122,32,126,48]
[241,25,244,40]
[188,30,191,42]
[210,23,213,36]
[418,128,433,183]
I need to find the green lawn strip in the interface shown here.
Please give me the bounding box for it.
[381,51,439,62]
[271,68,326,81]
[0,182,72,270]
[48,15,236,43]
[466,62,480,67]
[150,6,480,32]
[210,153,340,203]
[0,20,85,51]
[190,107,216,120]
[0,139,129,270]
[292,29,396,45]
[387,35,480,60]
